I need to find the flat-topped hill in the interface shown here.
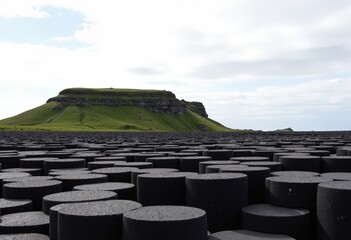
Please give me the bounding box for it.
[0,88,231,132]
[47,88,208,117]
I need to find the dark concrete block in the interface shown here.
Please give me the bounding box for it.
[42,190,117,214]
[114,161,153,169]
[279,155,322,172]
[3,180,62,210]
[0,155,21,169]
[204,150,233,160]
[199,160,239,174]
[94,156,127,162]
[137,172,196,206]
[2,168,43,176]
[58,200,141,240]
[146,156,180,169]
[0,211,49,235]
[186,173,248,232]
[74,182,135,200]
[110,153,140,162]
[123,206,207,240]
[321,156,351,172]
[179,156,211,172]
[134,153,164,162]
[70,153,105,163]
[266,176,331,211]
[240,161,282,172]
[220,166,270,204]
[231,156,270,162]
[241,203,311,240]
[92,167,138,183]
[297,150,330,157]
[273,152,310,162]
[320,172,351,181]
[48,169,90,176]
[131,168,179,186]
[43,158,86,175]
[205,163,241,173]
[270,171,320,177]
[19,157,58,169]
[88,161,120,170]
[0,198,33,215]
[54,174,107,191]
[317,181,351,240]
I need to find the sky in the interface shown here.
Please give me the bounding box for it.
[1,0,351,131]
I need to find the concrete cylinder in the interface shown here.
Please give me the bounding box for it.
[321,156,351,172]
[317,181,351,240]
[74,182,135,200]
[137,172,196,206]
[0,198,33,215]
[199,160,238,174]
[54,174,107,191]
[42,190,117,214]
[179,156,211,172]
[146,157,180,169]
[204,149,233,160]
[279,155,322,172]
[220,166,270,204]
[58,200,142,240]
[241,203,311,240]
[92,167,138,183]
[266,176,331,211]
[186,173,248,232]
[3,180,62,210]
[123,206,208,240]
[0,211,49,235]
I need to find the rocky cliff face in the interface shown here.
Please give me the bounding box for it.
[47,88,208,117]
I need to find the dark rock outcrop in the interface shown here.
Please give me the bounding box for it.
[47,88,208,117]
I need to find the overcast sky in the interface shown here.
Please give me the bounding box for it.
[1,0,351,131]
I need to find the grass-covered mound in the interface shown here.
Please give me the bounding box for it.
[0,88,231,132]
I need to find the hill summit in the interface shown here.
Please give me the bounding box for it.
[0,88,231,132]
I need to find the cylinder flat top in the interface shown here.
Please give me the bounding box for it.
[0,172,31,180]
[55,173,106,180]
[43,190,116,202]
[267,176,331,184]
[209,230,294,240]
[74,182,134,191]
[132,168,178,174]
[280,155,320,159]
[320,172,351,181]
[221,166,270,172]
[242,203,310,217]
[138,172,197,179]
[58,200,141,216]
[123,205,206,221]
[0,211,49,226]
[271,171,319,177]
[186,173,247,180]
[4,180,62,188]
[0,198,32,208]
[319,180,351,190]
[92,167,138,173]
[0,233,49,240]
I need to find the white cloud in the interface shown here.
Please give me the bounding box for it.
[201,79,351,130]
[0,1,51,18]
[1,1,351,130]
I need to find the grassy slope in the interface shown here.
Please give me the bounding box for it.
[0,102,231,132]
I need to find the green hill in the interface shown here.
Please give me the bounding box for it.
[0,88,231,132]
